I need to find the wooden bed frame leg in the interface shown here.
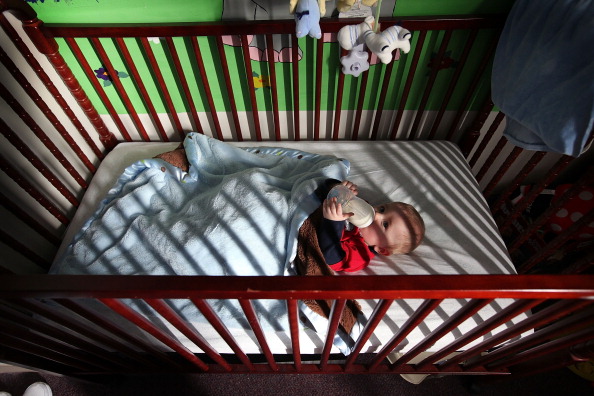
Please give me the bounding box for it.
[1,0,118,151]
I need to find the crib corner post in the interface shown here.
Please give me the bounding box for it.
[2,1,118,152]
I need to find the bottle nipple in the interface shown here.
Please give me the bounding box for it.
[327,185,375,228]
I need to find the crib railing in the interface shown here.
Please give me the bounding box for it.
[1,0,593,379]
[1,1,592,276]
[1,274,593,376]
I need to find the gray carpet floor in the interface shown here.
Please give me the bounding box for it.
[1,367,592,396]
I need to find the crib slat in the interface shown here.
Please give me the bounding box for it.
[468,110,503,168]
[0,84,88,192]
[319,299,347,371]
[91,37,150,141]
[332,48,347,140]
[65,37,131,141]
[191,298,254,370]
[428,29,478,140]
[0,116,81,206]
[408,30,452,140]
[475,136,507,184]
[370,58,394,140]
[0,342,76,376]
[445,34,498,142]
[391,299,492,370]
[0,317,113,372]
[238,299,278,371]
[390,30,427,140]
[240,35,261,141]
[499,155,574,233]
[453,299,592,370]
[0,331,96,373]
[53,298,164,370]
[0,191,60,246]
[469,305,594,370]
[291,34,300,141]
[14,300,169,370]
[459,97,493,157]
[314,37,324,140]
[286,299,302,371]
[0,46,96,173]
[115,37,168,141]
[491,151,547,216]
[101,298,208,371]
[427,299,546,369]
[345,299,393,371]
[0,155,69,225]
[368,299,443,371]
[4,299,143,371]
[145,298,232,371]
[484,146,524,198]
[191,37,223,141]
[139,37,184,138]
[519,210,594,273]
[265,34,281,141]
[215,36,242,141]
[0,229,50,270]
[164,37,203,136]
[351,52,370,140]
[490,326,594,372]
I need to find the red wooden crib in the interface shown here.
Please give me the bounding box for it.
[0,0,593,379]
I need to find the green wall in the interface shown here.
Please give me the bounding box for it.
[28,0,514,24]
[27,1,509,116]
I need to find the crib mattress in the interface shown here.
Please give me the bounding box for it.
[54,139,521,356]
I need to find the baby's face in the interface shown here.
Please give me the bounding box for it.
[358,202,413,254]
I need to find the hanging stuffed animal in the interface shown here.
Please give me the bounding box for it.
[363,25,411,63]
[337,16,375,76]
[290,0,329,16]
[291,0,322,39]
[337,15,374,50]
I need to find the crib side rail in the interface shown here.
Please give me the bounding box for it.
[1,274,593,299]
[1,2,507,272]
[1,274,593,377]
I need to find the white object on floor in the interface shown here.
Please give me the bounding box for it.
[23,383,52,396]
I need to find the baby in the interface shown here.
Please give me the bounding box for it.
[317,180,425,272]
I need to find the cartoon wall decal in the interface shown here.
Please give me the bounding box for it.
[428,51,459,72]
[94,67,129,87]
[221,35,302,63]
[252,72,271,90]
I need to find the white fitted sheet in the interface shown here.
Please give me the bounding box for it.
[54,140,524,356]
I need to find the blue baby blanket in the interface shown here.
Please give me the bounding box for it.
[492,0,594,156]
[52,133,349,334]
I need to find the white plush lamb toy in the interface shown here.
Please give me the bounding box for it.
[337,16,375,50]
[363,25,411,64]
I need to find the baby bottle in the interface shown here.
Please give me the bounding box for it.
[327,184,375,228]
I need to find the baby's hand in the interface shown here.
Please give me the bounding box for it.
[323,197,354,221]
[341,180,359,195]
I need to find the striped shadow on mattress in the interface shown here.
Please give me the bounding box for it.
[51,139,524,356]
